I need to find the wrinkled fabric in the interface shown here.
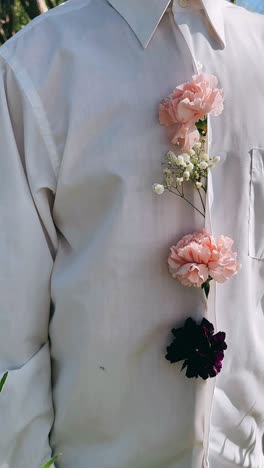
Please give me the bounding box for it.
[0,0,264,467]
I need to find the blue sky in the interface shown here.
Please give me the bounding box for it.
[236,0,264,13]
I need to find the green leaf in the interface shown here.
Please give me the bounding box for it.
[41,453,62,468]
[0,371,8,393]
[201,281,210,299]
[195,117,207,136]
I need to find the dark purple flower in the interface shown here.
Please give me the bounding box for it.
[165,317,227,380]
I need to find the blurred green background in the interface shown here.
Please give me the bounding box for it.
[0,0,64,43]
[0,0,263,45]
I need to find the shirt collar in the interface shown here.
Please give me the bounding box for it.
[107,0,226,49]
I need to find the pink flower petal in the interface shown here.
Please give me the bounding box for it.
[168,230,241,288]
[159,73,224,146]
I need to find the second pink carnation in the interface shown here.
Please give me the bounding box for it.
[168,230,241,288]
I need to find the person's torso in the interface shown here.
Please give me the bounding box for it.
[2,0,264,466]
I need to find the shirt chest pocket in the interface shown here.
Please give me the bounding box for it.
[249,147,264,260]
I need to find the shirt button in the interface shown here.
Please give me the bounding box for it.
[178,0,188,7]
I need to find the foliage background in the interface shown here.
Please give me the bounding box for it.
[0,0,263,45]
[0,0,64,44]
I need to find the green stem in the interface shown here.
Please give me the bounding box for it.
[0,371,8,392]
[41,453,62,468]
[201,281,210,298]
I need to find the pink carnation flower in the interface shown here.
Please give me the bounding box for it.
[159,73,224,150]
[168,230,241,288]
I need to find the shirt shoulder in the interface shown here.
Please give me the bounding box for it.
[222,0,264,35]
[0,0,123,79]
[0,1,98,180]
[0,0,119,171]
[0,0,119,100]
[221,0,264,61]
[0,0,96,65]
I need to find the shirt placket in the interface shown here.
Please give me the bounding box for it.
[169,3,217,467]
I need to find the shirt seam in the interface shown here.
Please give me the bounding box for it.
[0,52,61,186]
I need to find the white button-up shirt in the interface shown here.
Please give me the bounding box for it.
[0,0,264,467]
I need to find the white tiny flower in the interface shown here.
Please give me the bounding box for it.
[183,153,191,163]
[195,181,203,189]
[188,149,196,157]
[176,177,184,185]
[186,162,194,172]
[213,156,221,164]
[152,183,165,194]
[176,155,186,167]
[167,151,178,164]
[163,168,172,175]
[183,170,190,181]
[198,161,208,170]
[193,141,202,149]
[200,152,209,162]
[165,175,174,187]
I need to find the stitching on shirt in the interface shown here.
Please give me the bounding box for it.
[0,53,61,183]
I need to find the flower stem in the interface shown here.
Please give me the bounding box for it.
[0,371,8,393]
[197,188,206,213]
[201,277,213,299]
[168,188,205,218]
[201,281,210,298]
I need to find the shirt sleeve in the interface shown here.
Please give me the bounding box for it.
[0,54,59,468]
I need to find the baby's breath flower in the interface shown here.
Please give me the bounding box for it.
[200,152,209,162]
[165,175,174,187]
[183,170,190,181]
[213,156,221,164]
[166,151,178,164]
[176,177,184,185]
[198,161,208,170]
[163,168,172,176]
[193,141,202,149]
[176,155,186,167]
[196,181,203,189]
[186,162,194,172]
[188,149,196,156]
[152,183,165,194]
[183,153,191,163]
[207,156,221,168]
